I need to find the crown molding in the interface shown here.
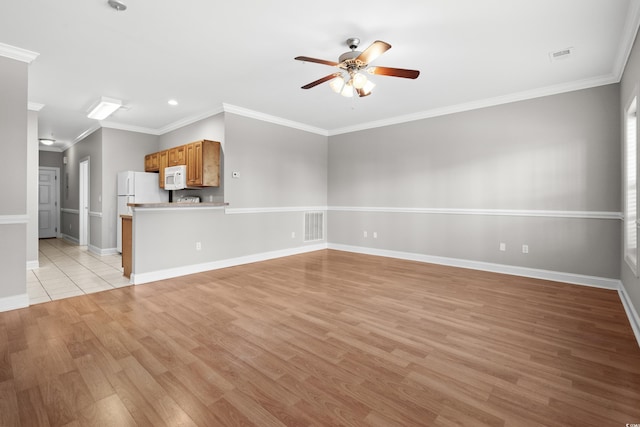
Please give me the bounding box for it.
[0,42,39,63]
[223,104,329,136]
[157,106,225,135]
[329,73,619,136]
[100,120,160,135]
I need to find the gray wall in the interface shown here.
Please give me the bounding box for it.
[39,150,63,169]
[620,28,640,321]
[328,84,621,279]
[102,128,159,250]
[61,128,102,246]
[133,113,328,276]
[225,113,328,209]
[27,110,39,266]
[0,55,28,300]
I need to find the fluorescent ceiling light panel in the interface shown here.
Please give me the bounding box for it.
[87,97,122,120]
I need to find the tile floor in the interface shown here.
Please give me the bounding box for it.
[28,238,131,304]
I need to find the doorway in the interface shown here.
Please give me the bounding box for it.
[38,167,59,238]
[79,158,89,246]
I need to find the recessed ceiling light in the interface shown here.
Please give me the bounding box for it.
[108,0,127,11]
[168,99,178,106]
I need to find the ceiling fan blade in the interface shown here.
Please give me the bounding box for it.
[294,56,339,67]
[369,66,420,79]
[301,73,342,89]
[356,40,391,65]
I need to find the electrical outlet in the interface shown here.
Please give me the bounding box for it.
[373,232,378,239]
[499,242,506,251]
[196,242,202,251]
[522,244,529,254]
[363,231,368,238]
[291,231,295,239]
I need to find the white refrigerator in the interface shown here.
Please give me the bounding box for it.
[117,171,168,253]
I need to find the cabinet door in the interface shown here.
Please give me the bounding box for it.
[144,152,159,172]
[186,141,203,186]
[158,150,168,188]
[168,145,186,166]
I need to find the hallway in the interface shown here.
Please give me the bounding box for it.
[28,239,130,304]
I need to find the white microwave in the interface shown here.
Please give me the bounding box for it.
[164,165,186,190]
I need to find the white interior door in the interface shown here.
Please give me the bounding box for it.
[79,159,89,246]
[38,168,58,238]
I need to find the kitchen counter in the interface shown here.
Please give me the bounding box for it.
[128,202,229,210]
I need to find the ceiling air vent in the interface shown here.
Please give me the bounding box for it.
[549,47,574,62]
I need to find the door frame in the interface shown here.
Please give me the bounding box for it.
[79,158,90,246]
[38,166,61,238]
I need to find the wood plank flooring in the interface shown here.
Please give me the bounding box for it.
[1,249,639,426]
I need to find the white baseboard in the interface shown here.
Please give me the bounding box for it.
[329,243,640,347]
[132,243,328,285]
[61,234,79,244]
[26,260,39,270]
[619,284,640,347]
[328,244,620,289]
[88,245,118,256]
[0,293,29,312]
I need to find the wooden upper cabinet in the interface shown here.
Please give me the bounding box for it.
[158,150,168,188]
[168,145,186,166]
[186,140,220,187]
[144,152,159,172]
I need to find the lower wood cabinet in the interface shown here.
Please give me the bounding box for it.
[121,215,132,278]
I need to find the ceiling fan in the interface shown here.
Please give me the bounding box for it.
[294,38,420,98]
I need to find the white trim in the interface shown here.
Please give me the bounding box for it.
[0,215,28,224]
[28,102,44,111]
[223,104,329,136]
[100,121,160,136]
[328,206,622,220]
[132,243,328,285]
[328,243,620,290]
[0,293,29,313]
[225,206,328,214]
[619,283,640,347]
[26,260,39,270]
[329,74,618,136]
[0,42,39,63]
[88,245,118,256]
[89,211,102,218]
[61,234,79,244]
[157,106,225,135]
[61,208,80,215]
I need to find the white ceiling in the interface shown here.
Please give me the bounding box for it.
[1,0,638,151]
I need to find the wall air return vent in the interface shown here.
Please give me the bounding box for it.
[304,211,324,242]
[549,47,574,62]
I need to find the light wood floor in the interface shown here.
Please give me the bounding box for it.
[1,250,639,426]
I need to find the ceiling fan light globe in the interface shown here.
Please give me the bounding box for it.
[361,80,376,96]
[341,83,354,98]
[352,73,368,89]
[329,77,345,93]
